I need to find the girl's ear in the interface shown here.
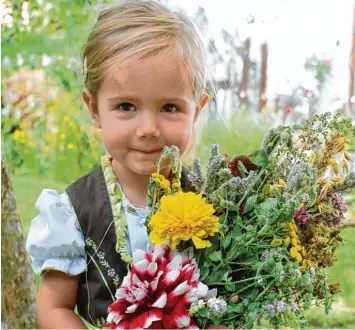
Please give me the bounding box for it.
[82,88,100,127]
[194,93,209,122]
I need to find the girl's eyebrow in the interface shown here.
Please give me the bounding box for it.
[106,96,138,102]
[106,96,193,104]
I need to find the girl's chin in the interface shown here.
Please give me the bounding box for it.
[130,160,171,177]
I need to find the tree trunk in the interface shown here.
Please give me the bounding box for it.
[259,42,268,110]
[239,37,251,106]
[1,151,38,329]
[348,0,355,116]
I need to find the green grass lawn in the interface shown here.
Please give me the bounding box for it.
[12,175,67,288]
[12,174,355,328]
[12,175,67,236]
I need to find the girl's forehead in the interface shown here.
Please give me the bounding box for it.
[100,53,194,98]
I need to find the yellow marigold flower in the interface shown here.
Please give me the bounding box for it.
[291,238,298,247]
[151,172,159,178]
[172,182,181,189]
[295,253,302,262]
[289,230,297,238]
[271,238,283,247]
[295,245,301,252]
[159,174,165,181]
[284,237,291,247]
[148,191,219,250]
[67,143,74,150]
[153,177,161,184]
[290,247,298,258]
[160,179,170,190]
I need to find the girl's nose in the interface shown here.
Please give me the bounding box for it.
[136,111,160,139]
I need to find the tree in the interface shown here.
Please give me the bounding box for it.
[1,150,38,329]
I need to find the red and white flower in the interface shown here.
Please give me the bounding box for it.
[103,245,216,329]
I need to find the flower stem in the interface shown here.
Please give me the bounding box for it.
[255,279,276,302]
[208,275,273,286]
[231,267,250,273]
[235,282,259,295]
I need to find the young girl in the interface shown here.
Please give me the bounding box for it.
[26,1,210,328]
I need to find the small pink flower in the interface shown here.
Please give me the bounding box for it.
[294,207,310,225]
[103,245,215,329]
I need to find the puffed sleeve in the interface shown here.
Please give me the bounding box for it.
[26,189,87,276]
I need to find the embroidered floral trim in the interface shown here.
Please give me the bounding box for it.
[101,155,133,264]
[86,238,120,287]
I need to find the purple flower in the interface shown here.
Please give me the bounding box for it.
[265,304,276,317]
[331,193,347,214]
[294,207,310,224]
[276,301,287,312]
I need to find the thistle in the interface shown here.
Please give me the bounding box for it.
[188,158,204,193]
[202,144,226,195]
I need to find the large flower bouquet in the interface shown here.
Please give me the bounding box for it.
[103,111,355,329]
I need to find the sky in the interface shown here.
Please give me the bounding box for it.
[169,0,354,103]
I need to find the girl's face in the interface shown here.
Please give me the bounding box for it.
[83,52,208,176]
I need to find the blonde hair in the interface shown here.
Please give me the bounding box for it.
[82,1,209,104]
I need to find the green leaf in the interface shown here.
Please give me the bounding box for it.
[222,267,232,281]
[249,149,269,168]
[292,124,304,130]
[200,266,210,282]
[243,194,258,214]
[225,282,236,292]
[307,185,317,207]
[259,198,277,214]
[231,303,246,313]
[223,234,232,249]
[209,251,222,262]
[248,288,260,300]
[231,225,242,238]
[247,302,260,312]
[198,308,209,318]
[212,315,221,325]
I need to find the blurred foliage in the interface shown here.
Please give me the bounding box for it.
[195,106,273,168]
[1,0,114,183]
[304,55,332,84]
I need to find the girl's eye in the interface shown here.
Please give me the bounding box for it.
[116,103,136,112]
[161,103,178,113]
